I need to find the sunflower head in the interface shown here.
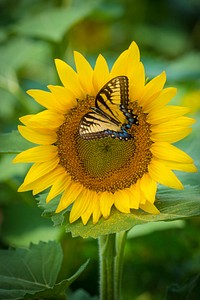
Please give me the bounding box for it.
[13,41,197,225]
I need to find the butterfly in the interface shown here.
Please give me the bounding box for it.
[79,76,139,141]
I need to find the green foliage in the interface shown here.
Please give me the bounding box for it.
[0,38,48,75]
[0,131,35,154]
[0,241,89,300]
[1,200,61,247]
[14,2,100,43]
[0,154,27,182]
[1,0,200,299]
[127,220,185,238]
[166,274,200,300]
[54,185,200,238]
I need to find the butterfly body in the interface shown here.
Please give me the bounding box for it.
[79,76,139,141]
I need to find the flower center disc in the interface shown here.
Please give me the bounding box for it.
[76,137,135,178]
[56,100,152,193]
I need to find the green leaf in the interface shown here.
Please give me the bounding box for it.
[37,184,200,239]
[14,3,99,42]
[0,241,62,299]
[0,131,34,154]
[0,241,89,300]
[64,185,200,238]
[23,260,90,300]
[37,193,62,217]
[37,193,69,226]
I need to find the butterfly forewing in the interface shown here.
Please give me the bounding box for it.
[95,76,129,124]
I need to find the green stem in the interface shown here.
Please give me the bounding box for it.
[98,232,128,300]
[115,231,128,300]
[99,234,116,300]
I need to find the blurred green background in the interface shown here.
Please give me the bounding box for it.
[0,0,200,299]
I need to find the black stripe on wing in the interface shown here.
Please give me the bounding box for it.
[95,76,129,122]
[79,76,139,141]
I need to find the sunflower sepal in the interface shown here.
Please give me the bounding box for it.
[37,193,67,223]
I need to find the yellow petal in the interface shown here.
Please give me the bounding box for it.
[24,158,59,185]
[47,85,77,113]
[139,72,166,107]
[27,89,61,112]
[151,116,195,131]
[13,145,58,163]
[81,191,99,225]
[18,125,57,145]
[92,196,102,224]
[110,41,140,78]
[140,173,157,203]
[55,182,83,213]
[74,51,94,95]
[110,49,129,77]
[26,110,65,129]
[19,115,34,125]
[114,189,131,213]
[100,192,114,218]
[55,58,84,99]
[148,158,183,190]
[129,62,145,102]
[126,41,141,79]
[46,174,71,203]
[140,201,160,214]
[163,160,198,172]
[81,210,92,225]
[135,179,146,204]
[144,87,177,113]
[150,142,194,163]
[93,54,110,93]
[32,166,65,195]
[151,128,192,143]
[18,165,65,194]
[128,184,140,209]
[147,106,190,125]
[70,189,90,223]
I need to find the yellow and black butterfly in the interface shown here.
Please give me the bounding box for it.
[79,76,139,140]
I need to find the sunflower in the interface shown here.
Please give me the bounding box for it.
[13,41,197,225]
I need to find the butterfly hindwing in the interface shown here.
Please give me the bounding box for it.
[79,110,124,140]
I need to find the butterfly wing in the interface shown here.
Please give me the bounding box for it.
[79,110,124,140]
[79,110,121,140]
[79,76,135,140]
[95,76,129,125]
